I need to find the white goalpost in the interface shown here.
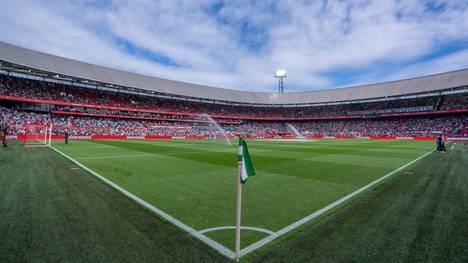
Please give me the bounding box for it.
[23,124,53,147]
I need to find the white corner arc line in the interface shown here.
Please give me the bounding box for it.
[239,150,434,257]
[199,226,275,235]
[49,146,236,260]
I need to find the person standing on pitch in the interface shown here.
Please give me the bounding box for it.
[65,131,69,145]
[436,135,442,152]
[2,126,7,147]
[436,135,446,153]
[440,135,446,153]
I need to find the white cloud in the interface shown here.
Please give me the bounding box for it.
[0,0,467,92]
[384,48,468,80]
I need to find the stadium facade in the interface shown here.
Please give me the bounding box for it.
[1,41,468,105]
[0,41,467,140]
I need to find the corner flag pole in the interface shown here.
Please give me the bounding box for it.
[235,137,243,262]
[235,136,256,261]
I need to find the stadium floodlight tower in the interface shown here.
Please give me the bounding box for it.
[275,69,287,93]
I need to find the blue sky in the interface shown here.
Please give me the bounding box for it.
[0,0,467,92]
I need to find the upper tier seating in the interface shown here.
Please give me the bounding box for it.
[2,76,465,119]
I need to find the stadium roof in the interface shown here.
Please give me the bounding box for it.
[0,41,467,105]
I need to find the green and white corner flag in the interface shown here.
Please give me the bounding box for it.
[238,138,255,183]
[235,138,255,261]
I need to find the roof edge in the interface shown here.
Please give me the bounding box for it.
[1,41,467,104]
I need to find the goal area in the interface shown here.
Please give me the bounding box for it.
[23,124,52,147]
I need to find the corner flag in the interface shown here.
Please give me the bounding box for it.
[238,138,255,183]
[235,137,255,261]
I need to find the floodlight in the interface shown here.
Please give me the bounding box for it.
[274,69,287,92]
[275,69,287,78]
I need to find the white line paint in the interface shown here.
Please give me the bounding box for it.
[261,139,318,142]
[199,226,275,235]
[76,145,117,149]
[239,150,434,257]
[49,146,236,259]
[75,154,159,160]
[50,143,433,260]
[74,150,236,160]
[450,143,455,150]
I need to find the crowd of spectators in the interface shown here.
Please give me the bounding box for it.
[0,107,198,137]
[1,74,467,138]
[53,106,241,124]
[288,116,466,137]
[2,106,466,137]
[0,76,52,100]
[2,75,466,119]
[347,97,438,113]
[439,93,468,110]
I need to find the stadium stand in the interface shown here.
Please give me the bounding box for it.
[0,42,467,141]
[1,75,467,138]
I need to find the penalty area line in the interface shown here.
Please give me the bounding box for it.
[240,149,434,257]
[49,146,236,260]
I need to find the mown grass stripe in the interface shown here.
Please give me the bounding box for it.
[240,150,434,257]
[49,145,237,260]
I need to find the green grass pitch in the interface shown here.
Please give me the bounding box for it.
[1,139,467,262]
[52,139,433,250]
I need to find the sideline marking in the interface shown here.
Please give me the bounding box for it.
[49,145,236,259]
[199,226,275,235]
[239,150,434,257]
[75,153,161,160]
[74,150,230,160]
[261,139,318,142]
[73,148,279,160]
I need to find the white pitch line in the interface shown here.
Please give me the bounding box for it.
[68,145,119,150]
[239,149,434,257]
[51,143,434,260]
[199,226,275,235]
[74,150,228,160]
[75,154,159,160]
[49,146,236,260]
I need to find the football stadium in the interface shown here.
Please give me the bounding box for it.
[1,41,467,262]
[1,2,468,262]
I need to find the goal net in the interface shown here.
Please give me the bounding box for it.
[23,124,52,147]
